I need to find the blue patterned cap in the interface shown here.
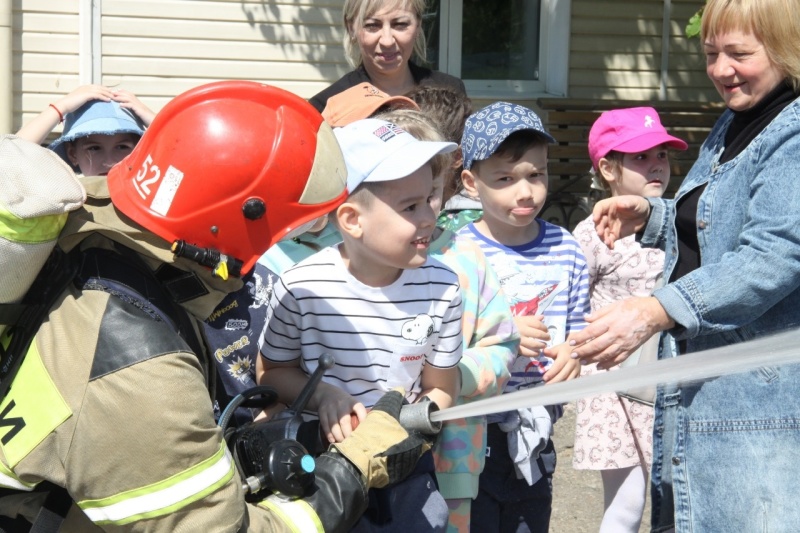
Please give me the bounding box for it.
[461,101,555,170]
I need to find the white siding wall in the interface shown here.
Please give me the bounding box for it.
[12,0,719,132]
[14,0,353,131]
[665,0,716,101]
[14,1,81,131]
[569,0,717,102]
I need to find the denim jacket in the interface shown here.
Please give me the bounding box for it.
[642,95,800,533]
[644,95,800,350]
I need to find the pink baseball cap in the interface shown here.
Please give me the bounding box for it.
[588,107,688,168]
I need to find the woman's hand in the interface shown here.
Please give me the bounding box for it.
[593,195,651,249]
[546,296,673,369]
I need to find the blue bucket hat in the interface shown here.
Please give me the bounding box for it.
[461,101,555,170]
[48,100,146,168]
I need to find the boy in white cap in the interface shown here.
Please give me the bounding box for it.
[457,102,591,532]
[258,118,462,531]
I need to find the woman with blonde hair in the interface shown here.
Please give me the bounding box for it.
[557,0,800,530]
[309,0,464,111]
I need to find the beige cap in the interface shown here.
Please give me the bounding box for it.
[322,83,420,127]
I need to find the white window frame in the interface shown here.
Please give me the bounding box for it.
[436,0,570,98]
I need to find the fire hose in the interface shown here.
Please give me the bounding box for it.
[221,328,800,498]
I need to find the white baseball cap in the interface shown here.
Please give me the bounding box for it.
[333,118,457,193]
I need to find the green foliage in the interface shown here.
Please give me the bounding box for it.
[685,6,705,39]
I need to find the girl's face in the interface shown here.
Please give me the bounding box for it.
[66,133,139,176]
[601,145,671,198]
[355,5,419,78]
[704,29,785,111]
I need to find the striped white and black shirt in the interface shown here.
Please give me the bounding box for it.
[260,246,463,407]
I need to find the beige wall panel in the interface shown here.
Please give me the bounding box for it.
[103,16,344,46]
[20,72,83,93]
[16,52,80,73]
[13,2,79,129]
[571,69,662,88]
[569,52,659,71]
[19,33,80,54]
[571,35,662,54]
[572,0,664,19]
[571,19,663,37]
[102,37,343,63]
[102,56,342,81]
[95,77,336,99]
[13,12,78,34]
[98,0,350,102]
[567,86,662,100]
[568,0,711,100]
[18,0,78,14]
[84,78,333,107]
[102,17,339,44]
[103,0,339,25]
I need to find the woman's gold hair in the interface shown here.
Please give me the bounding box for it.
[342,0,428,69]
[701,0,800,91]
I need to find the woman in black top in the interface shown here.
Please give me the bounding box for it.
[309,0,465,112]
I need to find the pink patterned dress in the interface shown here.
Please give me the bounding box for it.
[571,215,661,470]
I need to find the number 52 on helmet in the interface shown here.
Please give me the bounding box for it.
[108,81,347,278]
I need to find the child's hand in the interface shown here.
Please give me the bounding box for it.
[593,195,651,249]
[514,314,551,357]
[253,402,287,422]
[543,342,581,384]
[317,387,367,444]
[55,85,115,115]
[112,89,156,126]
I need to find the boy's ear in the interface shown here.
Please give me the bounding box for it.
[460,168,480,199]
[336,201,363,239]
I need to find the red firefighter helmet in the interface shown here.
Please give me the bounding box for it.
[107,81,347,276]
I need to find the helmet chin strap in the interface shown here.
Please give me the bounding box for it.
[171,240,244,280]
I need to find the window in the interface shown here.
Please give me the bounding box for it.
[423,0,570,97]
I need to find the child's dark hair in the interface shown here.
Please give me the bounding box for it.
[405,86,473,144]
[473,130,550,173]
[405,86,473,204]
